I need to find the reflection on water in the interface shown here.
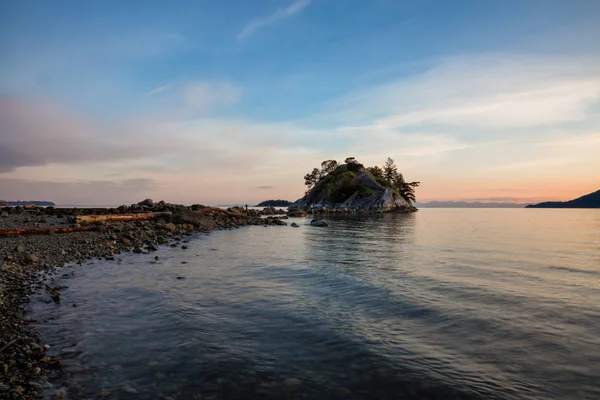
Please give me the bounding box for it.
[30,209,600,399]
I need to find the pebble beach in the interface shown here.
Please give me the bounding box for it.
[0,201,288,399]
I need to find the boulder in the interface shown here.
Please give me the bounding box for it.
[24,253,40,263]
[138,199,154,207]
[287,210,308,217]
[163,223,177,233]
[310,219,329,227]
[171,208,216,231]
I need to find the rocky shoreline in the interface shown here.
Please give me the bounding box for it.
[0,201,289,399]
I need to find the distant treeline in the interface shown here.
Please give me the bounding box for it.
[255,199,292,207]
[1,200,56,206]
[526,189,600,208]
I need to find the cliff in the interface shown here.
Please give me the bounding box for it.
[292,164,417,212]
[526,190,600,208]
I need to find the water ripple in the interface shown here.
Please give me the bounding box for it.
[29,209,600,400]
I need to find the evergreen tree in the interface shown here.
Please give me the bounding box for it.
[320,160,338,178]
[304,168,320,189]
[398,179,420,204]
[345,157,363,171]
[367,166,384,179]
[382,157,398,185]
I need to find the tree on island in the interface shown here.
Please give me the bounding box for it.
[320,160,339,177]
[367,165,384,179]
[304,168,321,191]
[382,157,398,186]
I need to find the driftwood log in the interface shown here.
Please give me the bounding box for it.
[0,208,247,236]
[73,211,172,224]
[0,227,97,236]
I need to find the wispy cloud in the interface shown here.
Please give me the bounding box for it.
[147,83,172,97]
[257,185,275,189]
[325,54,600,130]
[183,81,241,111]
[238,0,312,40]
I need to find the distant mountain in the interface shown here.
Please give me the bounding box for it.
[526,190,600,208]
[4,200,56,206]
[416,201,525,208]
[256,199,292,207]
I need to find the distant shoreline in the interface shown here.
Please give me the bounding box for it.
[415,201,526,208]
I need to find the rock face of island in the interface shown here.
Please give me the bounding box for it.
[291,157,419,213]
[255,199,292,207]
[526,189,600,208]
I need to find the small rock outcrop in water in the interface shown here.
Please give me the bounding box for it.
[291,157,419,213]
[310,219,329,227]
[526,189,600,208]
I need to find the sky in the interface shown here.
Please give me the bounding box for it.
[1,0,599,205]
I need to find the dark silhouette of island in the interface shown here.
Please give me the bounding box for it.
[2,200,56,206]
[526,190,600,208]
[255,199,293,207]
[416,201,525,208]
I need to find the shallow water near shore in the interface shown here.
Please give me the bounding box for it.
[29,209,600,399]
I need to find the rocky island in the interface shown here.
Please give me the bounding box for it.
[291,157,419,213]
[255,199,292,207]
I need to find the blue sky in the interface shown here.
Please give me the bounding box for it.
[1,0,599,204]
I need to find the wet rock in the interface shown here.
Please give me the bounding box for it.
[51,387,68,400]
[138,198,154,207]
[310,219,329,227]
[124,384,138,394]
[24,253,40,263]
[287,209,308,217]
[44,285,61,303]
[336,387,352,396]
[291,222,300,228]
[163,223,176,233]
[28,381,43,390]
[282,378,301,388]
[146,244,158,252]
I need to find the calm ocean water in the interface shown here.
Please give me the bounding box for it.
[30,209,600,399]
